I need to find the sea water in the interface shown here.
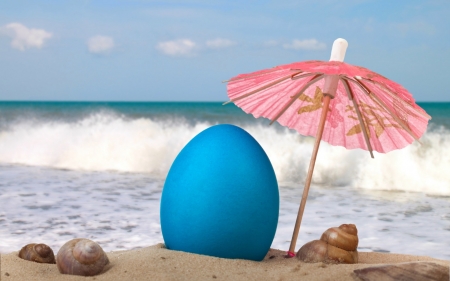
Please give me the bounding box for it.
[0,102,449,260]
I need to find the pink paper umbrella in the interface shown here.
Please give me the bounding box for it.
[225,38,431,257]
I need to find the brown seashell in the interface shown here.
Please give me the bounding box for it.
[18,243,56,264]
[320,224,358,251]
[338,223,358,236]
[353,262,449,281]
[297,224,359,264]
[56,238,109,276]
[296,240,358,264]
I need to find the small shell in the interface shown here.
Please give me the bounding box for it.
[297,224,359,264]
[56,238,109,276]
[18,243,56,264]
[296,240,358,263]
[320,224,358,251]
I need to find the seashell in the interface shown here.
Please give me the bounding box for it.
[320,224,358,251]
[56,238,109,276]
[297,224,358,264]
[353,262,449,281]
[18,243,56,264]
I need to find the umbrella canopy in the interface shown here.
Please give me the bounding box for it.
[225,38,431,257]
[226,47,430,156]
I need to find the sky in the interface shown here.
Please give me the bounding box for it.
[0,0,449,102]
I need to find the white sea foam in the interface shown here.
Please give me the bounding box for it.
[0,113,449,195]
[0,114,210,175]
[1,163,449,260]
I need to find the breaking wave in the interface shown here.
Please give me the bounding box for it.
[0,112,449,195]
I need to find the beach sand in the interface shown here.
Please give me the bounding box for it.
[1,243,449,281]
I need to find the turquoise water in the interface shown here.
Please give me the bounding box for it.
[0,101,449,259]
[419,102,450,129]
[0,101,448,128]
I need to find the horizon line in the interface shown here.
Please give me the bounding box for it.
[1,100,450,103]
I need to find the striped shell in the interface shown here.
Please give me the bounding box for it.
[56,238,109,276]
[19,243,56,264]
[297,224,358,264]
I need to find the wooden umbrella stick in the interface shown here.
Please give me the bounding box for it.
[287,95,331,257]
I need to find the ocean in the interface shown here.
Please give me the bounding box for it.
[0,101,449,260]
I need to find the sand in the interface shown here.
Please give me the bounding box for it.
[1,244,449,281]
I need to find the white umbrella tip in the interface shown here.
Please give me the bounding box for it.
[329,38,348,62]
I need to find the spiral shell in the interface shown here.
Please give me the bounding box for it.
[297,224,358,264]
[18,243,56,264]
[56,238,109,276]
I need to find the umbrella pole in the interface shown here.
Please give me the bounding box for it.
[287,95,331,257]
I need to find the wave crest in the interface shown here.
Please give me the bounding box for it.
[1,113,449,195]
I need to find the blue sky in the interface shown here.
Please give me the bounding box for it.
[0,0,449,102]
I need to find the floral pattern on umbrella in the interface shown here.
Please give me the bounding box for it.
[226,60,430,155]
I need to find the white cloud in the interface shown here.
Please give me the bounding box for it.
[283,39,326,50]
[87,36,114,54]
[205,38,236,49]
[156,39,196,57]
[1,22,52,51]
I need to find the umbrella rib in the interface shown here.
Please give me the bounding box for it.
[291,72,320,80]
[360,78,431,120]
[341,78,374,158]
[223,71,303,105]
[357,79,423,143]
[269,74,325,125]
[348,78,422,144]
[369,92,423,144]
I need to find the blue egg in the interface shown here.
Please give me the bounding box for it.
[160,124,279,261]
